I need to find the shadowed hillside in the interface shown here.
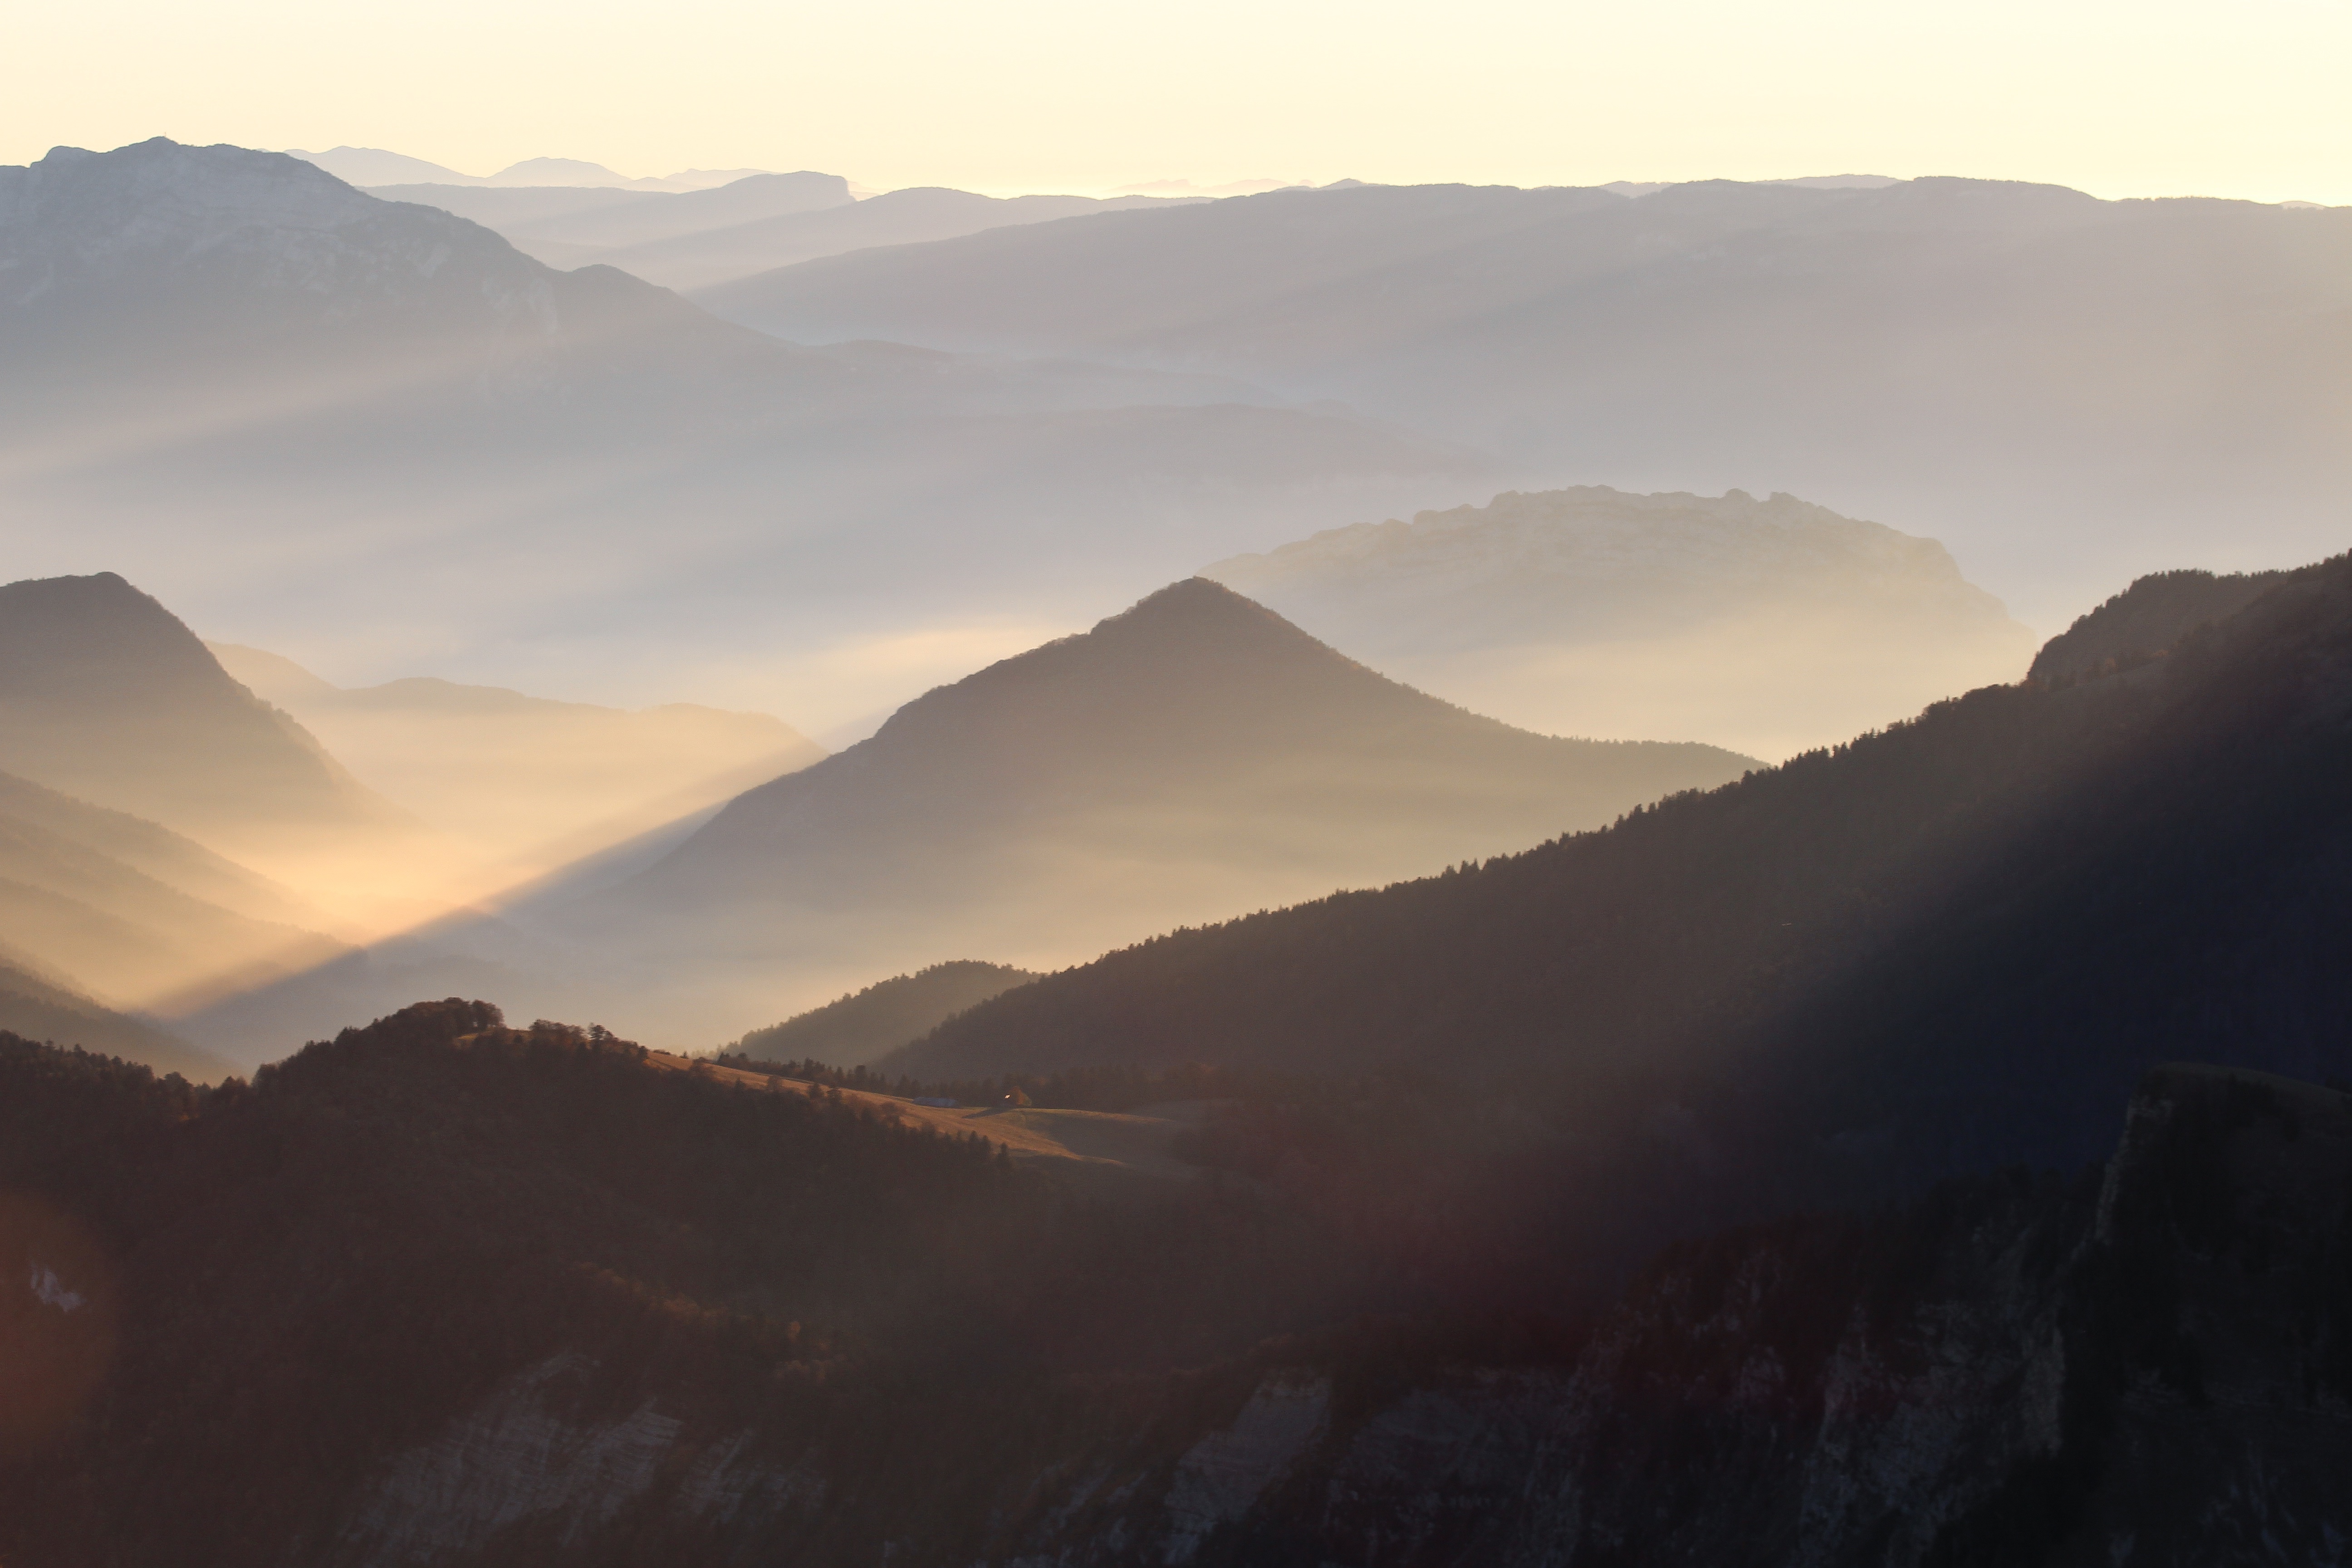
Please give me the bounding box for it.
[733,960,1039,1068]
[2029,567,2293,682]
[1,1007,2347,1563]
[0,956,225,1080]
[892,553,2352,1217]
[0,573,392,856]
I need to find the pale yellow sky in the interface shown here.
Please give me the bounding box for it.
[5,0,2347,202]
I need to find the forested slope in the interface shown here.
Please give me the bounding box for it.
[895,554,2352,1197]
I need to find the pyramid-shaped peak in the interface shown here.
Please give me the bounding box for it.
[0,572,228,693]
[1083,576,1332,652]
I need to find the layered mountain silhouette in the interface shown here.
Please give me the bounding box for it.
[191,580,1749,1055]
[385,179,1194,291]
[1204,485,2037,758]
[0,768,341,1016]
[0,573,381,1039]
[575,579,1753,1032]
[288,148,778,190]
[890,553,2352,1220]
[0,574,396,860]
[702,177,2352,625]
[2,140,1487,733]
[209,643,823,872]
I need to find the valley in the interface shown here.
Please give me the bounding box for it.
[0,107,2344,1567]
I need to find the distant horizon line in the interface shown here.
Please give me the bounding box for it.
[24,140,2337,210]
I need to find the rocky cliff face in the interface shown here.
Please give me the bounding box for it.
[263,1063,2350,1567]
[972,1064,2352,1568]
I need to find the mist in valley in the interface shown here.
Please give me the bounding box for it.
[2,12,2349,1558]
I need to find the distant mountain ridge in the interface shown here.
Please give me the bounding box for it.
[701,176,2352,626]
[3,139,1489,738]
[286,147,777,191]
[481,578,1758,1045]
[379,179,1193,291]
[1203,485,2036,758]
[0,573,395,858]
[208,643,823,871]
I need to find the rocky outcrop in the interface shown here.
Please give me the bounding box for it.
[987,1063,2352,1567]
[334,1354,818,1565]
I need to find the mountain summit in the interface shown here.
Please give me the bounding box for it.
[0,573,389,856]
[565,578,1753,1039]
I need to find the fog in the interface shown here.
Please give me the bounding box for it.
[1,137,2330,1074]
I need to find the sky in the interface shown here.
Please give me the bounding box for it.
[5,0,2348,203]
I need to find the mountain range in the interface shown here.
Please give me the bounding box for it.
[1203,485,2037,759]
[887,552,2352,1252]
[209,643,823,875]
[0,573,397,868]
[2,138,1487,736]
[287,147,776,191]
[377,179,1200,291]
[576,579,1754,1025]
[700,176,2352,628]
[186,578,1755,1057]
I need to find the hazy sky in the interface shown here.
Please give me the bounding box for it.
[6,0,2347,202]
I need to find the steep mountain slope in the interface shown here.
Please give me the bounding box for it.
[893,553,2352,1202]
[209,643,823,871]
[2029,567,2292,682]
[0,781,342,1013]
[704,178,2352,624]
[0,574,395,859]
[0,769,323,930]
[1,140,1490,736]
[575,579,1752,1037]
[0,1006,2344,1565]
[0,139,778,407]
[732,960,1039,1067]
[0,955,225,1079]
[1204,485,2037,758]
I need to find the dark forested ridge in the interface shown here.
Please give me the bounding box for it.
[0,1004,1394,1567]
[893,553,2352,1204]
[2028,564,2296,682]
[732,960,1039,1068]
[4,1013,2349,1565]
